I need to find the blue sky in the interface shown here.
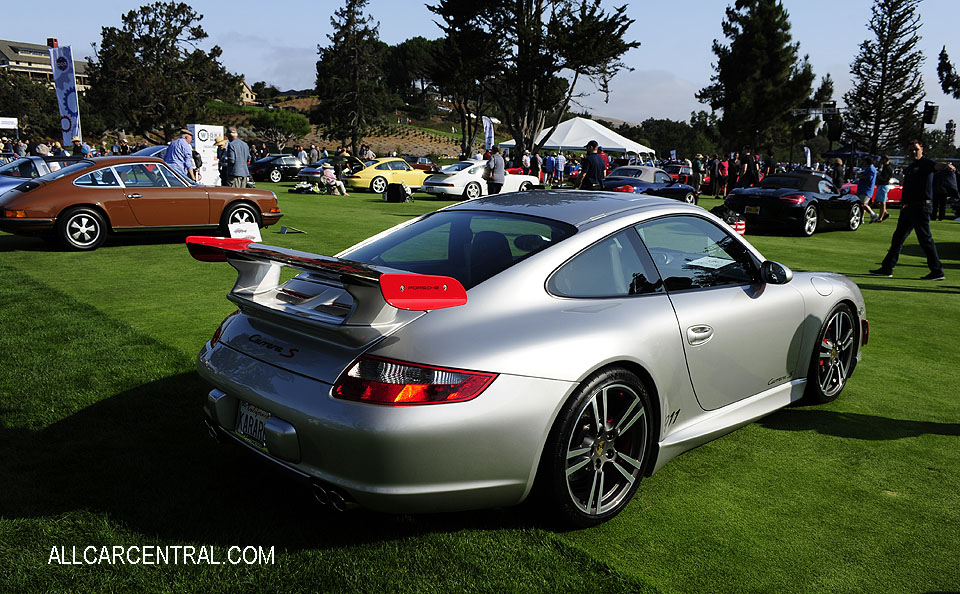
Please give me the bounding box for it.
[6,0,960,132]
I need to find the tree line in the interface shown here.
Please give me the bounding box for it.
[1,0,957,160]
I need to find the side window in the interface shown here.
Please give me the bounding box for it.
[548,229,662,298]
[283,156,299,166]
[819,179,836,193]
[391,160,411,171]
[654,172,672,184]
[74,168,121,187]
[157,164,187,187]
[376,162,391,170]
[113,163,168,187]
[636,216,758,291]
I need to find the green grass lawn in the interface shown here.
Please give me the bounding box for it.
[1,183,958,593]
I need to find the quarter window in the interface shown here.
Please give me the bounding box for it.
[635,216,758,291]
[74,168,121,187]
[655,172,672,184]
[548,229,662,298]
[113,163,168,187]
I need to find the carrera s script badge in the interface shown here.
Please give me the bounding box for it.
[248,334,298,358]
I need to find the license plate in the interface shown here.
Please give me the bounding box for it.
[236,401,269,447]
[745,205,760,214]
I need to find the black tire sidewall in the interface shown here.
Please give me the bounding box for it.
[58,207,106,250]
[541,367,653,528]
[804,303,855,404]
[221,202,262,231]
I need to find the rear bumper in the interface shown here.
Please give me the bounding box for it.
[261,212,284,227]
[0,217,55,234]
[197,341,574,513]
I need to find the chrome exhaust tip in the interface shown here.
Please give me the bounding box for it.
[328,490,348,512]
[311,483,330,506]
[204,419,222,443]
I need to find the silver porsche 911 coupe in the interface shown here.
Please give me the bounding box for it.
[191,190,868,527]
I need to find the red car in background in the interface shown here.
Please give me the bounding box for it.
[662,163,692,185]
[841,179,903,205]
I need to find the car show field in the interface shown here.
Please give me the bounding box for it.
[0,183,958,593]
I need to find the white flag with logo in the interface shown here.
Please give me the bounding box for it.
[49,46,81,148]
[482,116,494,150]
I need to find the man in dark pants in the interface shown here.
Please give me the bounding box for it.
[485,145,505,195]
[870,140,949,280]
[578,140,605,190]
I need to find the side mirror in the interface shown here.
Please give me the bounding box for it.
[760,260,793,285]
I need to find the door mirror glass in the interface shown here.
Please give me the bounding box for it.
[760,260,793,284]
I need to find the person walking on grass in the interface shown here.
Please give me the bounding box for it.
[870,140,952,281]
[874,155,894,222]
[857,157,879,223]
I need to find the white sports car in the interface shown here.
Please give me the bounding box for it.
[422,159,539,199]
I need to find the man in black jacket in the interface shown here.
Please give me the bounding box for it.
[870,140,950,280]
[578,140,605,190]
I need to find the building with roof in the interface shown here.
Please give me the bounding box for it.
[0,38,90,91]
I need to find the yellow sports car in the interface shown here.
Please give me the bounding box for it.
[343,157,432,193]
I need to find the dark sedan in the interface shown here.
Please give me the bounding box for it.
[724,172,863,236]
[250,154,305,183]
[602,166,699,204]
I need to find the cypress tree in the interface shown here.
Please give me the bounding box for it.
[697,0,814,150]
[843,0,925,155]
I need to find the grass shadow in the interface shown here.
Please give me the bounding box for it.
[757,408,960,440]
[0,372,541,550]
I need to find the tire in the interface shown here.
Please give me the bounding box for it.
[847,204,863,231]
[804,304,857,404]
[519,181,533,191]
[541,367,654,528]
[370,176,388,194]
[683,192,696,204]
[220,202,262,232]
[268,169,282,183]
[800,205,818,236]
[464,181,482,199]
[57,206,107,251]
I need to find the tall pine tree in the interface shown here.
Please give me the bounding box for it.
[314,0,386,154]
[843,0,925,155]
[697,0,813,150]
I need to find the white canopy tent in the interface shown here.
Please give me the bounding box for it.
[500,117,655,156]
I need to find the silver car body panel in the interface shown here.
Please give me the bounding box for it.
[197,190,867,513]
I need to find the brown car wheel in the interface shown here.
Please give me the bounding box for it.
[57,206,107,251]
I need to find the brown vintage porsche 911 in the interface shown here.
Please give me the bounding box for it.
[0,156,283,250]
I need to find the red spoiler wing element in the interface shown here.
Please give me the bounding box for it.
[187,236,253,262]
[379,273,467,311]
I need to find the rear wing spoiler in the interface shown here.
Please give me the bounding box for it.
[186,236,467,324]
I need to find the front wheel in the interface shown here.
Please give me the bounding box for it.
[518,181,533,191]
[463,181,482,199]
[541,367,654,528]
[58,206,107,250]
[800,205,818,236]
[847,204,863,231]
[804,304,857,403]
[370,176,388,194]
[683,192,696,204]
[268,169,282,183]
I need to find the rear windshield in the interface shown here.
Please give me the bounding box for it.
[343,210,576,289]
[759,176,804,189]
[442,162,475,173]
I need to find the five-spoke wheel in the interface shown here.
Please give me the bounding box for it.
[800,205,818,236]
[464,181,482,199]
[220,203,261,234]
[847,204,863,231]
[57,207,106,251]
[370,176,388,194]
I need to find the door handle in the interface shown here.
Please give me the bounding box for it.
[127,193,142,199]
[686,325,714,346]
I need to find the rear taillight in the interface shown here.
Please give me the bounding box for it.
[210,310,240,347]
[612,185,635,193]
[3,209,27,218]
[779,194,805,204]
[333,356,497,406]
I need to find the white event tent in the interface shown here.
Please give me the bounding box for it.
[500,117,655,156]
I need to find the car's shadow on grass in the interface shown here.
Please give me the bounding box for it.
[0,231,218,252]
[0,372,540,548]
[757,408,960,440]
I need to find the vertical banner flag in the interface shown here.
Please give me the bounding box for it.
[803,146,811,168]
[49,45,81,148]
[482,116,494,150]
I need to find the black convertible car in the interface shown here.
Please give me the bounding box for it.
[724,172,863,236]
[602,166,699,204]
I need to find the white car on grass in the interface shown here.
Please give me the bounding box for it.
[422,159,538,199]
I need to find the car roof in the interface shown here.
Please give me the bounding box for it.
[87,156,166,165]
[445,189,683,227]
[760,172,827,192]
